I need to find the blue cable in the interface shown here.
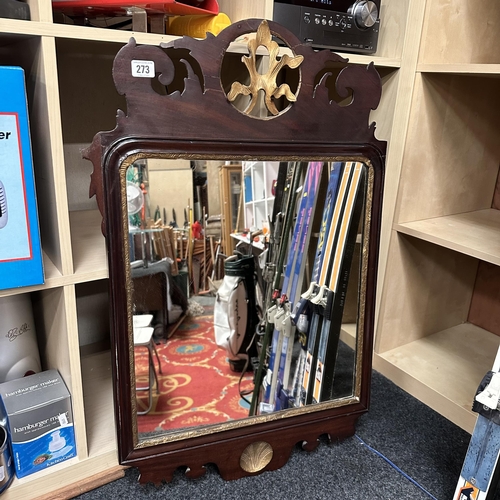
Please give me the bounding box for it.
[355,434,439,500]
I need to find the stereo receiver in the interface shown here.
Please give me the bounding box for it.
[273,0,380,54]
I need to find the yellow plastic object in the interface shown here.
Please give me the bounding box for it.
[168,13,231,38]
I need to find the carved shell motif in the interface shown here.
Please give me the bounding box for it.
[240,441,274,473]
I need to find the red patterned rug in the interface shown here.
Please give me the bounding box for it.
[135,305,254,434]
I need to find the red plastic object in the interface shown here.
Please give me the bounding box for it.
[192,220,202,239]
[52,0,219,17]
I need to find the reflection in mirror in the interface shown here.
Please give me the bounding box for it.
[125,158,370,442]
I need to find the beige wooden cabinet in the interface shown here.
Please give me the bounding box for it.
[0,0,479,497]
[374,0,500,435]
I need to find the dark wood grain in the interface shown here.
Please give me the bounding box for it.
[83,18,386,484]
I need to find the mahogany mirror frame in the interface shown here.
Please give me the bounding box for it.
[84,18,386,484]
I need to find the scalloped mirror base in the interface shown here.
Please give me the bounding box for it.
[134,412,359,484]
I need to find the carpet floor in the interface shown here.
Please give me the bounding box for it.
[135,305,253,434]
[73,367,493,500]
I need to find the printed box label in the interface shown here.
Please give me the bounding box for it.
[0,113,31,262]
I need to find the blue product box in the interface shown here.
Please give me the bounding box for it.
[0,370,76,478]
[0,66,44,290]
[244,174,252,202]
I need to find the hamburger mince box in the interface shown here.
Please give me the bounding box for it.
[0,370,76,478]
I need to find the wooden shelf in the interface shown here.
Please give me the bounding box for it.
[0,252,62,298]
[70,210,108,283]
[374,323,498,433]
[340,323,356,350]
[395,209,500,266]
[0,19,176,45]
[418,64,500,75]
[280,46,401,68]
[2,451,119,500]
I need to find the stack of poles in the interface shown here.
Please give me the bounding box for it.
[147,210,219,292]
[249,161,306,416]
[250,160,366,414]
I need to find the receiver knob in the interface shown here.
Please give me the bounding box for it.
[349,1,378,29]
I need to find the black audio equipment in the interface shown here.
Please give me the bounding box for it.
[0,0,30,20]
[273,0,380,54]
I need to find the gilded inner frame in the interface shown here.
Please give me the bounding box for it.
[118,153,374,450]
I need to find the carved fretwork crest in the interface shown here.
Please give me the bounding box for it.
[227,20,304,116]
[85,18,384,229]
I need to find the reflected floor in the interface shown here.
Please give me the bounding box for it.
[136,297,253,438]
[136,292,355,440]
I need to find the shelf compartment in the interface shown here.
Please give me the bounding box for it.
[70,210,108,282]
[374,322,498,433]
[395,208,500,266]
[223,0,410,63]
[375,234,478,353]
[0,35,73,277]
[76,280,110,354]
[266,0,408,64]
[1,344,118,500]
[56,39,127,216]
[396,73,500,224]
[243,161,277,231]
[81,351,117,459]
[269,0,408,66]
[375,230,500,433]
[30,285,88,461]
[419,0,500,65]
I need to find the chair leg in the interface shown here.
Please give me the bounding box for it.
[148,345,160,394]
[152,340,163,374]
[145,360,153,412]
[137,345,154,415]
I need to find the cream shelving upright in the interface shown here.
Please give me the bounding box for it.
[0,1,410,497]
[374,0,500,434]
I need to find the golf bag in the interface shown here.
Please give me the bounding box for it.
[214,254,260,372]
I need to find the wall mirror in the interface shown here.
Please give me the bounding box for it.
[84,18,386,484]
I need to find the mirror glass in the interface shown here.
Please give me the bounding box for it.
[124,157,371,443]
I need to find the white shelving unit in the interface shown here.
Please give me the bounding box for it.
[0,0,412,497]
[243,161,279,230]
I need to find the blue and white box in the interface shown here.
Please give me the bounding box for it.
[0,66,44,290]
[0,370,76,478]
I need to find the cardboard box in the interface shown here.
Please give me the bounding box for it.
[0,370,76,478]
[0,66,44,290]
